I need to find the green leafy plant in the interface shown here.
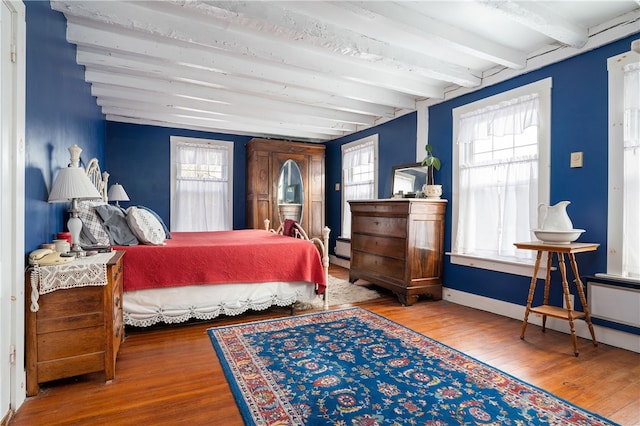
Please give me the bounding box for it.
[421,144,441,185]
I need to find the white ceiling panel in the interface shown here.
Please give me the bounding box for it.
[50,1,640,142]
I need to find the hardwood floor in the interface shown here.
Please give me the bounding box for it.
[10,265,640,425]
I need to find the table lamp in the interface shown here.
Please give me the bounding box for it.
[48,145,102,257]
[107,183,130,207]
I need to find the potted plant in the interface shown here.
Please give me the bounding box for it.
[421,144,442,199]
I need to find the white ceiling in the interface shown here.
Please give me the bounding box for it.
[51,1,640,143]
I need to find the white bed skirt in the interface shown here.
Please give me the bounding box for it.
[123,281,318,327]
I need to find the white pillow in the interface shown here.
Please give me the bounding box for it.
[77,200,111,246]
[126,206,166,245]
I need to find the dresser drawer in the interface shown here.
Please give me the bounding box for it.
[351,251,405,281]
[351,234,406,259]
[352,215,407,238]
[350,201,410,216]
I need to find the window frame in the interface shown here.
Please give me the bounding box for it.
[604,46,640,282]
[169,136,234,231]
[449,78,552,277]
[341,134,379,239]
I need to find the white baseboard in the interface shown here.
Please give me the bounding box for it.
[443,287,640,353]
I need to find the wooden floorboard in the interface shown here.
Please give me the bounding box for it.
[10,266,640,425]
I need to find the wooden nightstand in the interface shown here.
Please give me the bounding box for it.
[25,251,124,396]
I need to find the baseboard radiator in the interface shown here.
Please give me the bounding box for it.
[587,276,640,332]
[335,237,351,259]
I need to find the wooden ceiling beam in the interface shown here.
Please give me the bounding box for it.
[66,20,418,110]
[85,69,393,122]
[91,85,360,133]
[53,1,446,98]
[477,0,588,48]
[77,48,381,123]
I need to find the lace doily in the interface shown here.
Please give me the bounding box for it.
[30,252,115,312]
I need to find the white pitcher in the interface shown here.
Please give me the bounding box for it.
[538,201,573,231]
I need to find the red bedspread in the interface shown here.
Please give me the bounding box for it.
[114,230,326,293]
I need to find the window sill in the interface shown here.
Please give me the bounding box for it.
[448,252,552,278]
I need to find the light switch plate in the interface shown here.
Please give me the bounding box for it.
[570,152,583,168]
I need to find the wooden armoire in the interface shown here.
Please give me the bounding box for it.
[246,139,325,238]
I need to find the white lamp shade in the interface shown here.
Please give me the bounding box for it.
[48,166,102,202]
[107,183,130,202]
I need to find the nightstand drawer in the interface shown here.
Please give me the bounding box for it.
[35,286,103,322]
[37,326,104,360]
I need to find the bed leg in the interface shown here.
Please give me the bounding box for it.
[322,226,330,310]
[290,304,296,316]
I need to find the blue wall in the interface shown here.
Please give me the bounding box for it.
[323,33,638,311]
[105,122,252,230]
[430,34,638,310]
[325,112,418,249]
[24,1,105,252]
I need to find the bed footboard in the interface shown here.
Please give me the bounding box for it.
[265,219,331,310]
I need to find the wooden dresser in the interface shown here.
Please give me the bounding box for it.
[25,251,124,396]
[348,199,447,306]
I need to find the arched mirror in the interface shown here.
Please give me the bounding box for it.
[277,159,304,225]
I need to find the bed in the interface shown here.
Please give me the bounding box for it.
[83,158,330,327]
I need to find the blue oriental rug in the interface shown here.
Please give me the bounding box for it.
[208,307,616,425]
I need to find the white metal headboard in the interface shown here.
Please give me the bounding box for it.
[85,158,109,202]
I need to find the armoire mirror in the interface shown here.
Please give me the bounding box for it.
[277,159,304,224]
[391,162,429,197]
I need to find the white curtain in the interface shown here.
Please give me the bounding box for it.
[342,141,375,238]
[174,142,230,231]
[454,94,539,261]
[623,62,640,278]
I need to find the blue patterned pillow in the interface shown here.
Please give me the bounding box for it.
[77,201,111,246]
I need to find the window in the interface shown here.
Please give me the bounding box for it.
[606,45,640,280]
[451,79,551,276]
[170,137,233,231]
[341,135,378,238]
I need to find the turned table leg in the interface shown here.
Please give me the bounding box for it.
[569,253,598,347]
[521,251,543,340]
[557,252,580,356]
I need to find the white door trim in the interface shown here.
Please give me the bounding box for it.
[0,0,26,419]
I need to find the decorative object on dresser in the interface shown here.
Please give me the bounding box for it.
[107,183,130,207]
[25,251,124,396]
[421,143,442,199]
[246,138,325,239]
[47,144,104,257]
[349,199,447,306]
